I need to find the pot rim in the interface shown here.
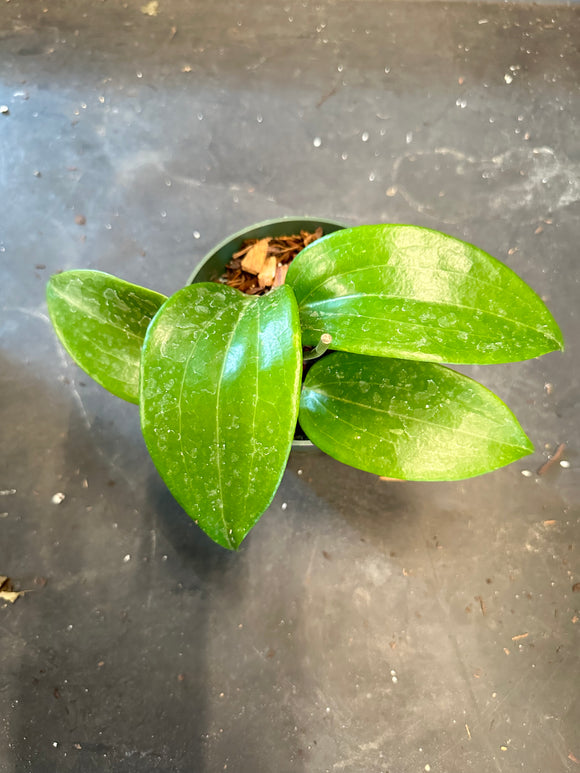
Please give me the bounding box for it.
[186,215,347,286]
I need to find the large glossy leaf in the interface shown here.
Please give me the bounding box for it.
[140,283,302,549]
[300,352,533,480]
[286,225,564,364]
[47,270,167,404]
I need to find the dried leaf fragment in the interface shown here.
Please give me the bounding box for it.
[0,592,22,603]
[241,238,271,275]
[140,0,159,15]
[0,576,23,604]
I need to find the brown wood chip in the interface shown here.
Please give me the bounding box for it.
[218,229,325,295]
[273,263,289,288]
[241,238,271,275]
[258,256,277,289]
[232,244,253,259]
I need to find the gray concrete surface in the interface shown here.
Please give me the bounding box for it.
[1,0,579,771]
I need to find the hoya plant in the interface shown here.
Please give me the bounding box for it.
[46,224,563,549]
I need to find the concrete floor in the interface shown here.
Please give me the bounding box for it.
[1,0,579,771]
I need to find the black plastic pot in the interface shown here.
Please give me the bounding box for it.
[187,216,346,446]
[187,216,345,285]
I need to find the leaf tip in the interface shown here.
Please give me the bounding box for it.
[543,312,564,353]
[214,527,246,551]
[522,434,535,456]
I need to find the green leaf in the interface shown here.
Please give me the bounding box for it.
[47,270,167,404]
[300,352,533,480]
[286,224,564,364]
[140,283,302,549]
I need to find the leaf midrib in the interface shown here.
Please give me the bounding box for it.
[296,256,510,306]
[303,293,557,342]
[50,283,144,343]
[311,378,508,429]
[173,300,249,549]
[214,301,254,549]
[241,304,261,529]
[304,387,529,451]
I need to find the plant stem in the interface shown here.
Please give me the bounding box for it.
[303,333,333,361]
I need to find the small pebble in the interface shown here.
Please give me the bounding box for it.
[0,106,9,115]
[361,131,369,142]
[559,460,570,468]
[123,554,131,563]
[521,470,533,478]
[51,492,66,504]
[52,742,59,748]
[313,137,322,148]
[281,502,288,511]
